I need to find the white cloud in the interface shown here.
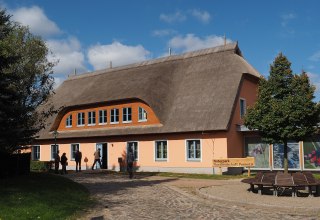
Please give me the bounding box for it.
[306,72,320,98]
[87,41,150,70]
[152,29,177,37]
[47,37,86,76]
[168,34,232,53]
[10,6,61,37]
[190,9,210,23]
[309,51,320,62]
[160,11,186,23]
[281,13,296,27]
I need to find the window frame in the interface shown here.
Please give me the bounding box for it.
[138,107,147,122]
[127,141,138,161]
[66,114,72,128]
[110,108,119,124]
[32,145,40,161]
[77,112,85,126]
[88,111,96,126]
[70,143,80,161]
[240,98,246,119]
[51,144,59,160]
[154,140,168,161]
[186,139,201,161]
[122,107,132,123]
[99,109,107,124]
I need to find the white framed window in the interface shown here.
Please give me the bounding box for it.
[240,98,246,119]
[51,144,59,160]
[127,141,138,161]
[155,140,167,161]
[99,110,107,124]
[77,112,85,126]
[122,107,132,123]
[111,108,119,124]
[186,140,201,161]
[71,143,80,161]
[138,107,147,122]
[32,145,40,160]
[66,114,72,127]
[88,111,96,125]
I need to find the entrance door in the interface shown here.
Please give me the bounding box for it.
[96,143,108,169]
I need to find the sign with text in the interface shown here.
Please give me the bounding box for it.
[212,157,255,167]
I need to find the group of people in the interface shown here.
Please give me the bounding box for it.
[53,147,135,178]
[54,149,82,174]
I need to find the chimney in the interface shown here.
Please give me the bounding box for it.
[74,68,77,75]
[169,47,171,56]
[109,61,112,69]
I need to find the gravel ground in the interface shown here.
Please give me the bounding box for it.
[66,171,320,219]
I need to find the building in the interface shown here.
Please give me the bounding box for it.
[32,43,261,174]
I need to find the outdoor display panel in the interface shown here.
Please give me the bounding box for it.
[303,141,320,170]
[273,142,300,170]
[245,137,270,169]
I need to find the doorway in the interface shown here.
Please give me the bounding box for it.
[96,143,108,169]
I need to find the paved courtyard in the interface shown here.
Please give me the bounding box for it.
[67,171,320,220]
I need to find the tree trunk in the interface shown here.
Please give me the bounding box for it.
[283,140,288,173]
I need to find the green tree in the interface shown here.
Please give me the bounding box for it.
[244,53,320,173]
[0,9,55,153]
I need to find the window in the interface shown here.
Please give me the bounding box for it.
[240,98,246,119]
[127,142,138,161]
[66,114,72,127]
[111,108,119,123]
[99,110,107,124]
[88,111,96,125]
[186,140,201,161]
[155,141,167,161]
[122,107,132,123]
[71,144,80,160]
[77,112,85,126]
[138,107,147,122]
[32,145,40,160]
[51,144,59,160]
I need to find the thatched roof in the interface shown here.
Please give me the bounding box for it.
[37,43,261,140]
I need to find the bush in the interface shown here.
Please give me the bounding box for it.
[30,161,48,171]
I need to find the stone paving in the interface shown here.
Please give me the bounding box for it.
[66,171,320,220]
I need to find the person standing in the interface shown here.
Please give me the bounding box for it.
[54,150,60,174]
[75,149,82,172]
[60,152,68,174]
[127,147,135,179]
[92,148,102,170]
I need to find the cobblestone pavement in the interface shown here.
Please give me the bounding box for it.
[67,171,319,220]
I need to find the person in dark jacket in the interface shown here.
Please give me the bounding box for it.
[60,153,68,174]
[75,149,82,172]
[127,147,135,179]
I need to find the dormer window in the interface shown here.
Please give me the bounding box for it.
[111,108,119,124]
[77,112,85,126]
[138,107,147,122]
[99,110,107,124]
[123,107,132,123]
[66,114,72,127]
[88,111,96,125]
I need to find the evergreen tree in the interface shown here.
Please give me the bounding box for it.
[0,9,55,153]
[244,53,320,173]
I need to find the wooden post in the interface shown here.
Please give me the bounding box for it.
[248,167,251,177]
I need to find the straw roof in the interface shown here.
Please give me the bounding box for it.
[37,43,261,140]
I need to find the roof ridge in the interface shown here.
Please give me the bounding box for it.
[66,42,239,81]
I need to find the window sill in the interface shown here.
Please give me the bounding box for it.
[99,123,107,125]
[110,122,119,124]
[122,121,132,124]
[155,159,167,162]
[187,159,201,162]
[66,126,72,128]
[138,119,147,122]
[77,125,85,127]
[88,124,96,126]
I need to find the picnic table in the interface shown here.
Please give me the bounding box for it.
[241,171,320,197]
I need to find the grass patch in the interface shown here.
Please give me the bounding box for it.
[0,172,93,220]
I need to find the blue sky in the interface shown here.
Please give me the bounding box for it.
[1,0,320,99]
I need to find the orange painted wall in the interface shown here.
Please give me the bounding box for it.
[227,76,259,158]
[57,100,160,131]
[35,132,228,171]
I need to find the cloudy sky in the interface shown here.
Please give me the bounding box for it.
[1,0,320,99]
